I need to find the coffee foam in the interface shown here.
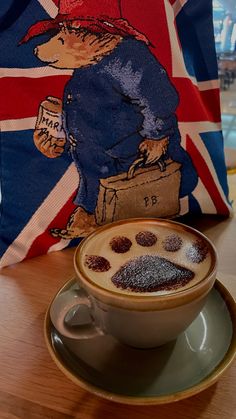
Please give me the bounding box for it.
[79,221,212,296]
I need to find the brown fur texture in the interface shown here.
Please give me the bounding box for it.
[51,206,97,238]
[139,138,169,164]
[35,24,122,69]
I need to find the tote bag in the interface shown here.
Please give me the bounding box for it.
[0,0,232,268]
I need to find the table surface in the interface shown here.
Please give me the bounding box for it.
[0,215,236,419]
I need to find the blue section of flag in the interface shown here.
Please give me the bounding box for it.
[0,129,72,256]
[176,0,218,81]
[200,131,229,199]
[0,0,53,68]
[0,0,14,21]
[189,193,202,213]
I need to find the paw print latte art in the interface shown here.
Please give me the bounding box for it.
[80,220,213,296]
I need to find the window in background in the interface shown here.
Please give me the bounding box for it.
[213,1,236,170]
[213,0,236,53]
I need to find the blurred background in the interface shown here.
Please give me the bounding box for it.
[213,0,236,204]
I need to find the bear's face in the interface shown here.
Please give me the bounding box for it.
[34,26,122,69]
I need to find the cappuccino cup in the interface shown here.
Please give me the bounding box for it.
[50,218,217,348]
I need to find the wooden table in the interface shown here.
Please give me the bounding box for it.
[0,215,235,419]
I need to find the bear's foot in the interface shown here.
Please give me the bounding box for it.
[50,206,97,239]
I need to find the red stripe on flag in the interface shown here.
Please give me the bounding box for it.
[0,75,71,120]
[123,0,172,74]
[25,191,77,260]
[186,135,229,215]
[174,79,221,122]
[1,74,220,123]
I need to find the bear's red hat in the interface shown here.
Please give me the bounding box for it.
[20,0,149,45]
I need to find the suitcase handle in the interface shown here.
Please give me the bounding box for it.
[127,157,145,180]
[127,156,172,180]
[127,156,168,180]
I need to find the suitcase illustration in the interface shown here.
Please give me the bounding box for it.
[95,158,181,225]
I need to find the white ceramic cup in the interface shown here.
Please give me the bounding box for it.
[50,218,217,348]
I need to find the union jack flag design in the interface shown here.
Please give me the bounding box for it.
[0,0,232,268]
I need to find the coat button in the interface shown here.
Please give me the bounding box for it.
[66,93,73,104]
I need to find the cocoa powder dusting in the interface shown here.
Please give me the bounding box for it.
[111,255,195,292]
[135,231,157,247]
[163,234,183,252]
[110,236,132,253]
[85,255,111,272]
[186,240,209,263]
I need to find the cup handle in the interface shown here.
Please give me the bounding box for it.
[50,283,104,339]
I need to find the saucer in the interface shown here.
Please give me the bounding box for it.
[44,279,236,405]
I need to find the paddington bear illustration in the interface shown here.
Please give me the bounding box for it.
[21,0,198,239]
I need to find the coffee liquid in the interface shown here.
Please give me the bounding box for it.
[80,221,212,295]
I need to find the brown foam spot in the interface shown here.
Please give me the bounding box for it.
[110,236,132,253]
[186,240,209,263]
[111,255,194,292]
[135,231,157,247]
[85,255,111,272]
[163,234,183,252]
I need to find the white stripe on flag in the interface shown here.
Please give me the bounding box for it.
[1,117,37,132]
[179,121,222,136]
[164,0,189,80]
[180,131,186,149]
[197,80,220,91]
[178,125,231,214]
[179,196,189,215]
[48,239,71,253]
[181,76,219,90]
[1,119,222,134]
[172,0,188,17]
[0,164,79,268]
[0,67,73,78]
[165,1,219,90]
[192,178,217,214]
[38,0,58,18]
[189,132,232,213]
[0,120,222,135]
